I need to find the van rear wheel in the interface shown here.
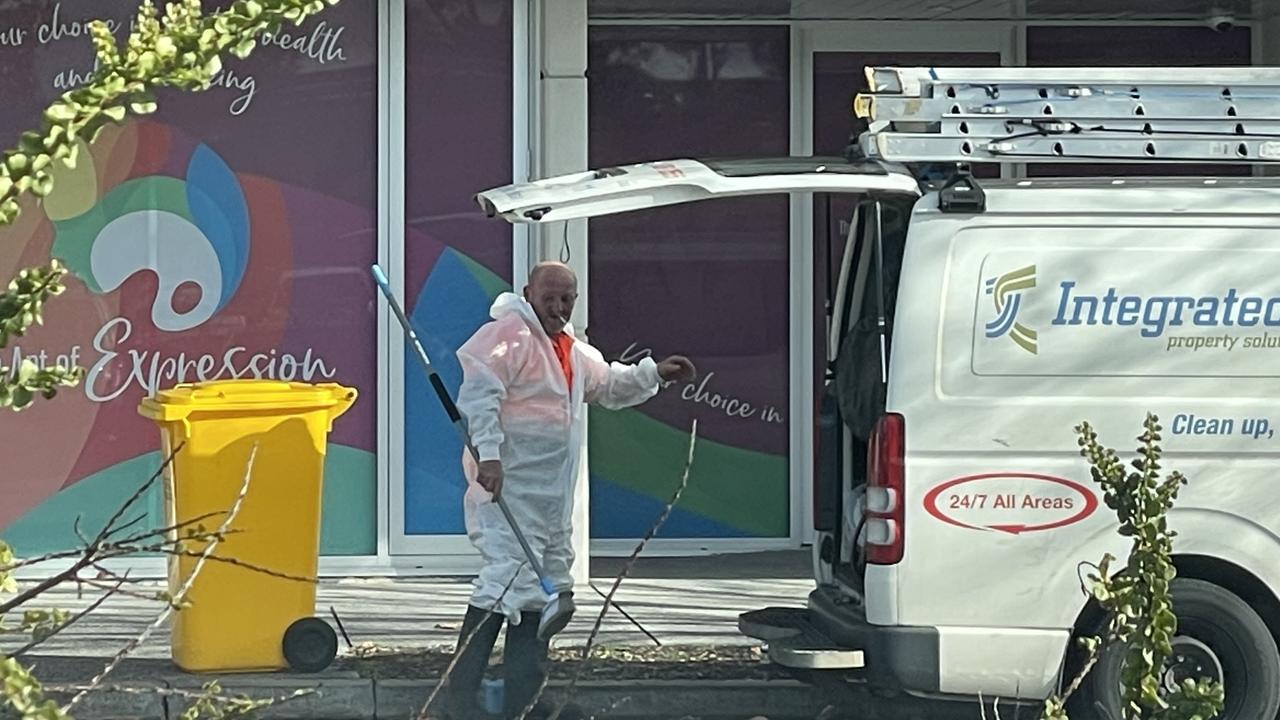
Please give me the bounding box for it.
[1070,578,1280,720]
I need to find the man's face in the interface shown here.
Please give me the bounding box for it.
[524,270,577,336]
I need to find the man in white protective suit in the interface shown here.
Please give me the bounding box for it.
[441,261,696,720]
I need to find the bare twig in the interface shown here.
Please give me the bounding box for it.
[64,442,259,714]
[0,557,95,617]
[533,420,699,720]
[8,574,129,658]
[0,549,90,574]
[72,515,90,548]
[0,445,184,615]
[74,578,167,604]
[587,582,660,647]
[103,512,150,541]
[169,550,317,585]
[45,682,316,705]
[0,518,239,575]
[109,508,233,548]
[88,562,148,587]
[1057,629,1117,705]
[96,526,249,560]
[92,442,185,548]
[416,562,528,720]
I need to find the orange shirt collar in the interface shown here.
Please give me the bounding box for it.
[550,331,574,389]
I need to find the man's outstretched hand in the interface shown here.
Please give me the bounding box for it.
[657,355,697,383]
[477,460,503,499]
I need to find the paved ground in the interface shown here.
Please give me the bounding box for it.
[2,551,1019,718]
[9,551,816,660]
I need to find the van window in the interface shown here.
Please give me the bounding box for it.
[833,196,911,445]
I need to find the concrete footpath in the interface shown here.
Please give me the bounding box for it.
[4,552,990,719]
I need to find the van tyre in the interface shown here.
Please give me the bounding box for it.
[1071,578,1280,720]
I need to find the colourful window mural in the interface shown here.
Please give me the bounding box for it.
[400,0,514,537]
[0,1,379,556]
[586,26,792,540]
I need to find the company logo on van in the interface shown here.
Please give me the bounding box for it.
[984,265,1038,354]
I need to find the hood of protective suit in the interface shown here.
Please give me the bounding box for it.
[488,291,574,340]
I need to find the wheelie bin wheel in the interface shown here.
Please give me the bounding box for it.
[282,617,338,673]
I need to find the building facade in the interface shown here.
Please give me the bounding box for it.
[0,0,1269,577]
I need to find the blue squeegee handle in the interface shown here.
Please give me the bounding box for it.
[371,265,555,595]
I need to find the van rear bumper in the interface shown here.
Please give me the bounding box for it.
[738,585,940,693]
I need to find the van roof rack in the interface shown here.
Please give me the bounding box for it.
[853,65,1280,165]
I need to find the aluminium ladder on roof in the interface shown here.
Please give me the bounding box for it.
[852,65,1280,164]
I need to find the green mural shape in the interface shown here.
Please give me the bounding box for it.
[456,250,511,300]
[589,407,789,537]
[3,445,376,558]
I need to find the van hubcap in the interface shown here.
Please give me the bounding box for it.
[1162,636,1224,692]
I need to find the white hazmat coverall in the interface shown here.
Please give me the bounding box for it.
[455,292,663,622]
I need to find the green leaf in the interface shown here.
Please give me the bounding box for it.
[137,50,159,75]
[18,131,43,155]
[0,197,20,223]
[16,359,36,384]
[31,176,51,197]
[230,38,255,58]
[12,386,34,410]
[43,103,77,124]
[103,106,127,122]
[204,54,223,77]
[61,142,80,170]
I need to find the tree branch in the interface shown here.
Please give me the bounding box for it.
[45,682,316,707]
[8,575,129,659]
[167,551,317,586]
[587,582,660,647]
[531,420,698,720]
[0,556,96,618]
[64,442,259,714]
[92,441,185,549]
[0,441,185,584]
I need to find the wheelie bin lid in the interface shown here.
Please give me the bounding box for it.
[138,379,357,422]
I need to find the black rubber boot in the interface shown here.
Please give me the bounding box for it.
[441,604,504,720]
[502,611,551,719]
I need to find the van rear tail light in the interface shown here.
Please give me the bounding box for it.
[865,413,905,565]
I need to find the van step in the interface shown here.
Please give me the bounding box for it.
[738,607,810,641]
[739,607,867,670]
[768,635,867,670]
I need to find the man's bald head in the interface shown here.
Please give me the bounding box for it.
[528,261,577,288]
[524,262,578,336]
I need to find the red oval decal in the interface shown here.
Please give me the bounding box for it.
[923,473,1099,535]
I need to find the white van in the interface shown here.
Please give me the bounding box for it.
[475,73,1280,718]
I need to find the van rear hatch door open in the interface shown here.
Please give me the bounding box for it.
[475,157,920,223]
[476,156,922,674]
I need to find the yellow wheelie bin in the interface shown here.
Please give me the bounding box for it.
[138,379,357,674]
